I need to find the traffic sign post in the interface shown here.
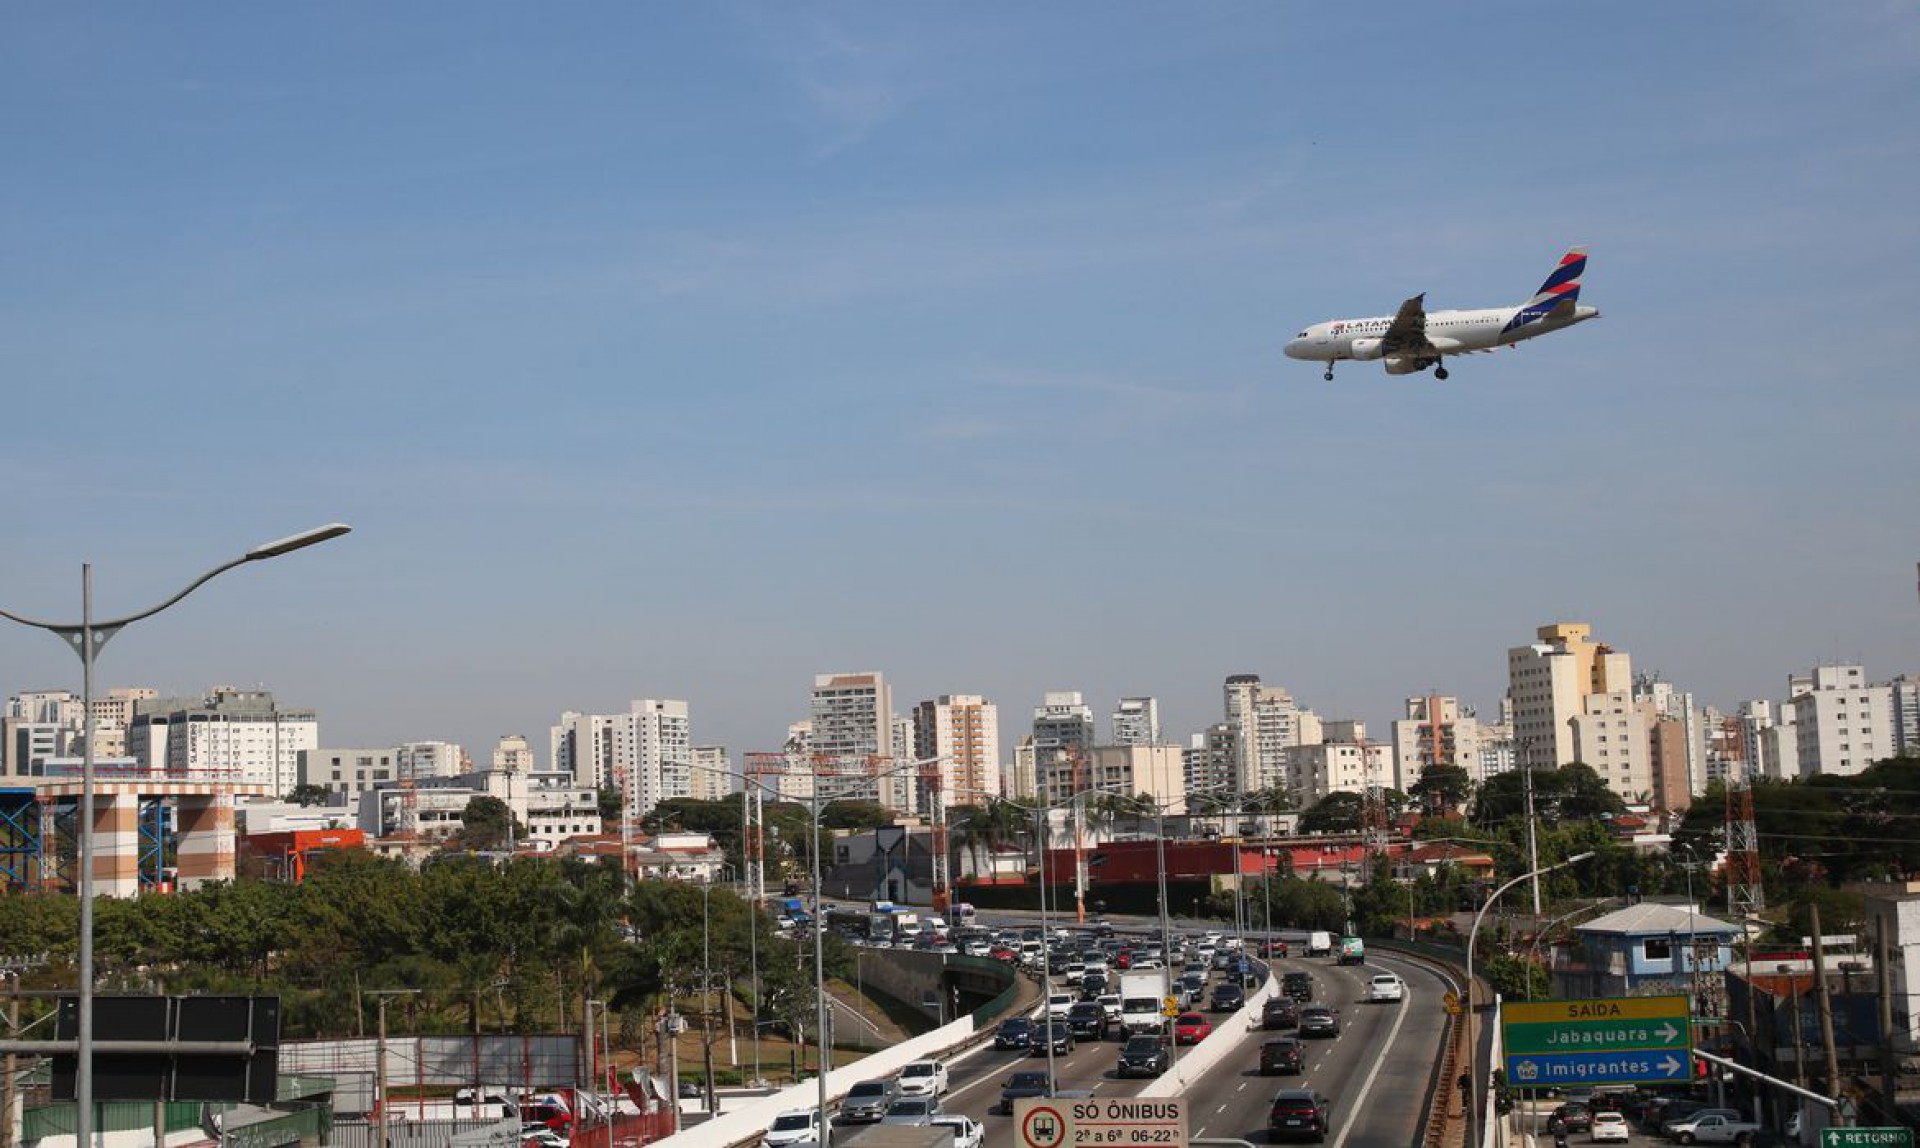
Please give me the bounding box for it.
[1822,1131,1914,1148]
[1501,995,1692,1088]
[1015,1097,1188,1148]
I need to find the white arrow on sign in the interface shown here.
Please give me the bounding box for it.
[1658,1055,1683,1076]
[1656,1022,1681,1044]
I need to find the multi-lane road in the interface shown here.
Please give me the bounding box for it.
[839,941,1453,1147]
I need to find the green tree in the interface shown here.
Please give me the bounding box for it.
[1299,792,1365,834]
[1409,764,1472,815]
[447,796,521,852]
[286,783,331,807]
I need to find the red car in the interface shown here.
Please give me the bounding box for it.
[990,946,1021,963]
[1173,1012,1212,1045]
[1115,949,1134,970]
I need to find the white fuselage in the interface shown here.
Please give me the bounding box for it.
[1283,304,1598,368]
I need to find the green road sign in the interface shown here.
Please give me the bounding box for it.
[1821,1129,1914,1148]
[1501,995,1694,1087]
[1504,1015,1689,1055]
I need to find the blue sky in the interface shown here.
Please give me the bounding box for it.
[3,3,1916,770]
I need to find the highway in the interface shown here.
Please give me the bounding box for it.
[1178,950,1452,1147]
[830,935,1455,1147]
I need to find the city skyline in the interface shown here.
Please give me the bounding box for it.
[2,5,1916,773]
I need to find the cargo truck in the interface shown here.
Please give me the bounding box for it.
[1119,972,1168,1036]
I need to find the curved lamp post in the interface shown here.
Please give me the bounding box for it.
[0,523,350,1148]
[1464,850,1594,1148]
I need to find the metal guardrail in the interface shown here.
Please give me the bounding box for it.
[1372,941,1469,1148]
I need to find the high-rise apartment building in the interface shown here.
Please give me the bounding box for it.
[1031,692,1096,805]
[1223,675,1320,794]
[690,746,733,801]
[1184,723,1236,796]
[1286,722,1391,805]
[619,699,693,814]
[1391,695,1489,795]
[1569,690,1653,801]
[1088,744,1185,809]
[914,694,1002,803]
[128,688,318,794]
[809,672,905,808]
[1507,622,1632,769]
[551,700,695,818]
[1785,665,1894,778]
[1111,697,1161,746]
[1889,675,1920,758]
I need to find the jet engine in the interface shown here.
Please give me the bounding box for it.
[1384,356,1434,375]
[1348,337,1384,361]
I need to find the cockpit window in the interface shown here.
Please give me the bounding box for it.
[1295,331,1309,338]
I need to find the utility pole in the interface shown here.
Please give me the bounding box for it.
[1810,906,1844,1123]
[369,990,419,1148]
[2,971,19,1148]
[1523,739,1543,916]
[1877,917,1897,1120]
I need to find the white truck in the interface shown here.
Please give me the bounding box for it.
[1305,931,1333,957]
[1119,972,1167,1036]
[1664,1112,1761,1145]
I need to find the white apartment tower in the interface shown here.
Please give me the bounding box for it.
[1111,697,1161,746]
[1506,622,1632,769]
[617,699,694,816]
[1785,666,1895,778]
[1224,675,1320,794]
[914,694,1003,803]
[690,746,733,801]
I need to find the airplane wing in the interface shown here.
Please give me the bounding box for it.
[1380,294,1437,358]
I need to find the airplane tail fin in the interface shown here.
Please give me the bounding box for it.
[1503,247,1588,334]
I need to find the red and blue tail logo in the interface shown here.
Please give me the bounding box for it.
[1502,247,1587,334]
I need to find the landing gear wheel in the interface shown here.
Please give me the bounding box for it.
[1323,368,1334,381]
[1434,366,1450,380]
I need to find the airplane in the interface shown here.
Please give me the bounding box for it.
[1283,248,1599,380]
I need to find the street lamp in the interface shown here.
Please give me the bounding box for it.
[0,522,350,1148]
[1465,850,1595,1148]
[1125,783,1227,1081]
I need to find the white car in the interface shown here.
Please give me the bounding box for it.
[1366,974,1405,1003]
[1589,1112,1630,1143]
[897,1059,949,1097]
[1097,994,1124,1024]
[931,1115,985,1148]
[1045,992,1075,1019]
[763,1110,821,1147]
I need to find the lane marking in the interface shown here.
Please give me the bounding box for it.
[1327,960,1416,1148]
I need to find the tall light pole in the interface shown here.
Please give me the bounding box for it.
[0,523,350,1148]
[1465,850,1595,1148]
[1521,738,1543,916]
[689,754,944,1148]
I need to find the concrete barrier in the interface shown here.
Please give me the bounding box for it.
[1138,967,1276,1098]
[648,1012,979,1148]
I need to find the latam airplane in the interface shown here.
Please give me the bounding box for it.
[1283,248,1598,380]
